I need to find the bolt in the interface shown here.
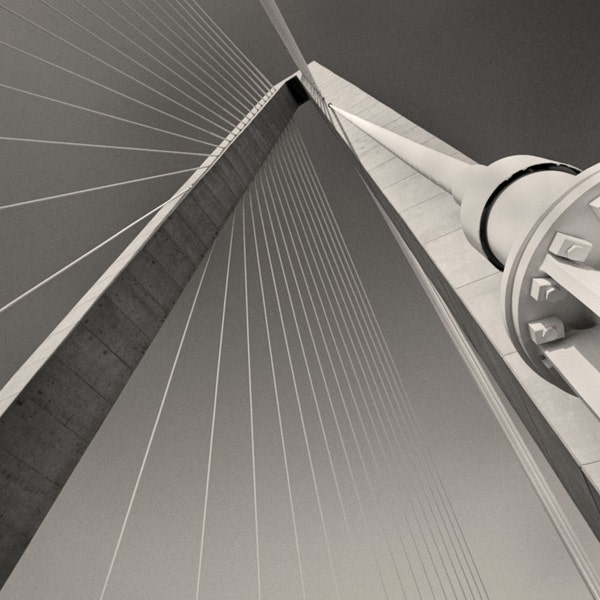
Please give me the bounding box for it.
[530,277,566,303]
[549,232,592,263]
[528,317,565,345]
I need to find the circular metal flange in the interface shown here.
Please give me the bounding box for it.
[501,163,600,391]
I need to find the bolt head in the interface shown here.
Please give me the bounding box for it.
[549,232,592,263]
[530,277,566,302]
[528,317,565,345]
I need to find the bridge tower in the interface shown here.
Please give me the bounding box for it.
[1,3,600,598]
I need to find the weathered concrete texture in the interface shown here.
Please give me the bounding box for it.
[0,78,306,586]
[307,62,600,540]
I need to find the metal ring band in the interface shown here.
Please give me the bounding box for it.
[479,163,580,271]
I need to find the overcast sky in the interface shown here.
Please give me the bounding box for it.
[1,1,600,598]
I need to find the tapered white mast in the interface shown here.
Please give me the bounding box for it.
[331,102,600,420]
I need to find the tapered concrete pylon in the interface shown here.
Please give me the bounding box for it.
[329,103,579,270]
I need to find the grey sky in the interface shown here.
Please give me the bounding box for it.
[1,0,600,598]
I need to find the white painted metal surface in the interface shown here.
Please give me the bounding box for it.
[329,99,600,424]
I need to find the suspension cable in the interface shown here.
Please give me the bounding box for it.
[0,189,190,314]
[248,185,307,599]
[0,167,197,212]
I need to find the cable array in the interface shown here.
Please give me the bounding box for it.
[286,124,489,598]
[245,121,490,599]
[93,117,492,598]
[102,119,485,599]
[0,0,272,321]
